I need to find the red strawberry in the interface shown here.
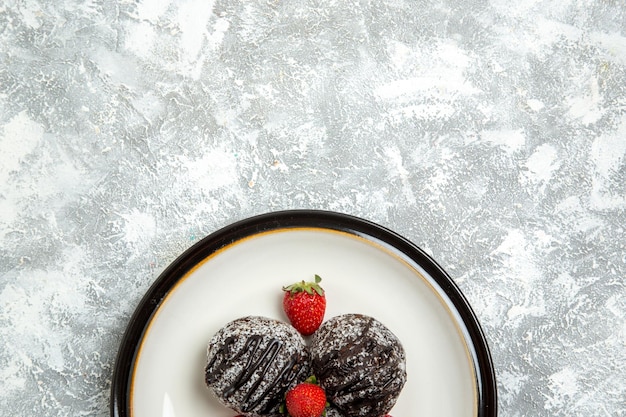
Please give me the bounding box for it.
[285,382,327,417]
[282,275,326,336]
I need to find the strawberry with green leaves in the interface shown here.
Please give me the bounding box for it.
[282,275,326,336]
[284,378,327,417]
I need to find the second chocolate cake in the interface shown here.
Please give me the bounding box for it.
[205,316,311,416]
[310,314,407,417]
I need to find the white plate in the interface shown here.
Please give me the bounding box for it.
[111,211,497,417]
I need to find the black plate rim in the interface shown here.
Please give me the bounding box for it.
[110,209,497,417]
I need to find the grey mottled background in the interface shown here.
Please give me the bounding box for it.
[1,0,625,416]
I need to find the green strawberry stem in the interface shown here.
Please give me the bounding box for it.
[282,275,324,296]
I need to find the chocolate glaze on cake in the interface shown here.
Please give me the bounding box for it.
[310,314,407,417]
[325,405,348,417]
[205,316,311,416]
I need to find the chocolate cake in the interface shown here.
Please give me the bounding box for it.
[310,314,407,417]
[325,405,347,417]
[205,316,311,416]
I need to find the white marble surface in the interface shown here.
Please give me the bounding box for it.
[1,1,625,416]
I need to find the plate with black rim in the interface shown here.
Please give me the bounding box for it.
[110,210,497,417]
